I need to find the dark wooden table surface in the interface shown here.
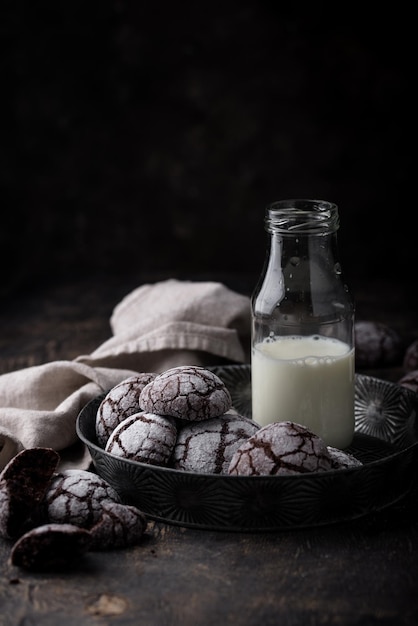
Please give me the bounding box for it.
[0,272,417,626]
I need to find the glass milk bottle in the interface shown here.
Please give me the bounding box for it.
[251,199,355,449]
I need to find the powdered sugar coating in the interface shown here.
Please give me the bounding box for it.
[327,446,363,469]
[139,366,232,421]
[45,469,121,528]
[96,373,156,447]
[89,501,147,550]
[105,412,177,465]
[173,412,259,474]
[228,421,333,476]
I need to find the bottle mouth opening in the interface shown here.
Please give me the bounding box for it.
[265,199,339,234]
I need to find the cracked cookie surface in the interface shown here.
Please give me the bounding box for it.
[105,412,177,465]
[228,421,334,476]
[96,373,156,447]
[139,365,232,421]
[173,412,259,474]
[45,469,121,528]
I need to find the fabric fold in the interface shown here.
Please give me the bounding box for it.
[0,279,251,470]
[0,363,138,469]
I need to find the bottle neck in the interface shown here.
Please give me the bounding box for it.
[252,199,353,340]
[263,199,343,297]
[265,199,340,236]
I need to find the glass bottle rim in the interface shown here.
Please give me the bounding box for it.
[265,199,339,234]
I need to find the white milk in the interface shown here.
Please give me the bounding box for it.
[251,335,355,448]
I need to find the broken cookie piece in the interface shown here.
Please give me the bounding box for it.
[10,523,92,571]
[0,448,60,539]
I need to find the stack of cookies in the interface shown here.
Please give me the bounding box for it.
[97,365,362,476]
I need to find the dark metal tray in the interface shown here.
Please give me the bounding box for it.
[76,368,418,531]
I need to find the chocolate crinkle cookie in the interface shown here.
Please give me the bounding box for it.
[96,373,157,447]
[2,449,149,570]
[228,421,334,476]
[327,446,363,469]
[105,412,177,465]
[402,339,418,372]
[398,370,418,394]
[10,523,93,571]
[0,448,60,539]
[173,412,260,474]
[44,469,122,528]
[355,320,403,369]
[89,501,147,550]
[139,365,232,421]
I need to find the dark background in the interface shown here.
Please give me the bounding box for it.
[2,0,414,299]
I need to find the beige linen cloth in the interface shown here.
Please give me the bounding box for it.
[0,279,251,471]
